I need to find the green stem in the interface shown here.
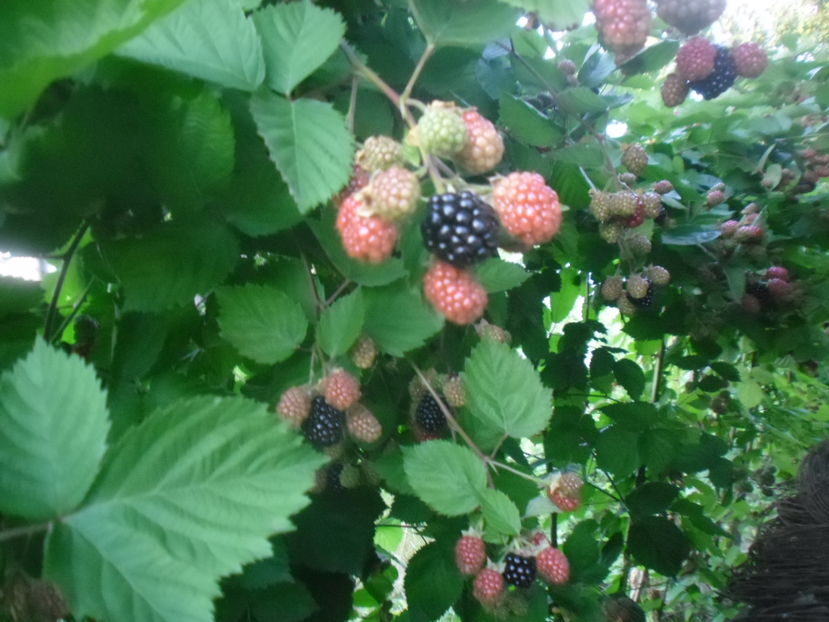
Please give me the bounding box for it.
[51,278,95,345]
[0,522,49,543]
[487,459,547,486]
[44,221,90,341]
[400,42,435,111]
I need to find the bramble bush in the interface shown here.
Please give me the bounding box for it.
[1,1,829,621]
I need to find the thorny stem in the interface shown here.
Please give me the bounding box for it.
[44,221,90,341]
[0,523,49,543]
[410,362,494,486]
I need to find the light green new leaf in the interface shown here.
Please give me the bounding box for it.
[318,289,365,357]
[117,0,265,91]
[480,488,521,537]
[253,2,345,95]
[403,441,487,516]
[217,284,308,364]
[0,0,188,119]
[462,340,552,441]
[409,0,519,47]
[363,283,444,356]
[0,339,108,520]
[250,92,354,212]
[44,396,325,622]
[102,219,239,312]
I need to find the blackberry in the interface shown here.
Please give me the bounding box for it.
[746,281,772,306]
[503,553,537,588]
[629,284,655,309]
[421,191,499,268]
[325,463,346,492]
[689,46,737,100]
[415,393,449,433]
[303,396,345,447]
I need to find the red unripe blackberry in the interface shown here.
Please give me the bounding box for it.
[474,319,512,344]
[735,225,763,242]
[457,109,504,174]
[415,392,449,434]
[323,368,361,410]
[559,472,584,496]
[492,172,562,246]
[346,404,383,444]
[336,193,399,263]
[455,535,487,575]
[654,180,674,194]
[689,46,737,100]
[549,488,583,511]
[537,547,570,585]
[593,0,651,57]
[768,277,795,303]
[732,42,768,78]
[720,219,739,236]
[502,553,537,588]
[276,386,312,427]
[421,191,499,268]
[766,266,790,281]
[423,261,488,325]
[473,568,505,607]
[624,196,647,228]
[303,396,346,448]
[707,189,725,206]
[656,0,726,35]
[661,73,690,107]
[676,37,717,81]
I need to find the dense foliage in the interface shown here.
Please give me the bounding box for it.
[1,1,828,621]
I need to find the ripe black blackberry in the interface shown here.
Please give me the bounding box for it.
[629,284,655,309]
[689,46,737,100]
[302,396,345,447]
[421,191,499,268]
[503,553,537,588]
[746,281,772,306]
[415,393,449,433]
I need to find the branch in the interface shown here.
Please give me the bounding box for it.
[0,522,49,543]
[44,221,90,341]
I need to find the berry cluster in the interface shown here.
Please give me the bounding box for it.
[408,371,460,440]
[589,188,663,244]
[741,266,800,314]
[663,38,768,106]
[455,531,571,611]
[601,266,671,316]
[718,202,765,247]
[276,369,383,447]
[798,148,829,193]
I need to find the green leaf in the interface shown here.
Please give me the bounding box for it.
[557,87,612,114]
[627,516,691,577]
[614,359,645,400]
[618,40,680,76]
[101,219,239,312]
[217,284,308,365]
[148,90,235,213]
[409,0,519,47]
[117,0,265,91]
[480,488,521,537]
[499,94,560,148]
[253,2,345,95]
[498,0,589,26]
[404,542,464,622]
[403,441,487,516]
[318,289,365,357]
[0,0,188,119]
[625,483,680,516]
[462,340,553,445]
[661,225,721,246]
[250,92,354,212]
[475,258,530,293]
[0,276,42,317]
[363,283,444,356]
[596,426,641,476]
[44,396,325,622]
[0,339,108,520]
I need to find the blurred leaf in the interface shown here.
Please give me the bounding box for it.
[409,0,519,47]
[627,517,690,577]
[318,289,365,357]
[404,542,464,622]
[363,283,443,356]
[404,441,488,516]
